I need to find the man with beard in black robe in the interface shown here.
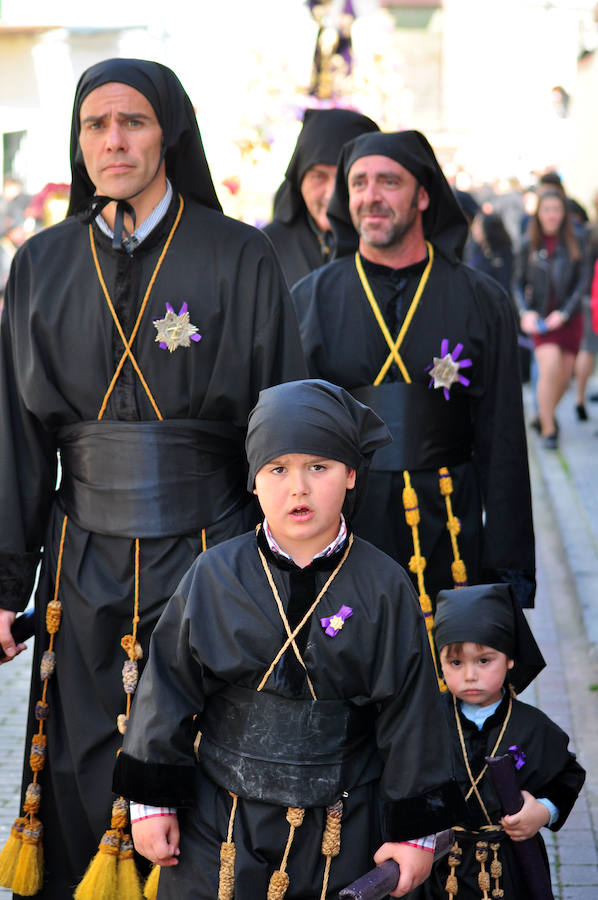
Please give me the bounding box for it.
[113,379,466,899]
[263,107,378,287]
[0,58,306,899]
[291,131,535,626]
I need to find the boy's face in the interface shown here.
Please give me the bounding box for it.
[440,642,514,707]
[254,453,356,565]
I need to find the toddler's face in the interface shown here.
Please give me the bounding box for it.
[440,642,514,707]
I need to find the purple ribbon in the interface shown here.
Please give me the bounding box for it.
[508,744,527,770]
[321,605,353,637]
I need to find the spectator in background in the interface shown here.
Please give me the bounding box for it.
[573,221,598,420]
[515,190,588,449]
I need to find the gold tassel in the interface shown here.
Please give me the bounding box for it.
[218,842,236,900]
[0,816,27,889]
[73,829,120,900]
[320,801,343,900]
[267,807,304,900]
[218,792,238,900]
[444,840,462,899]
[117,835,143,900]
[11,817,44,897]
[143,864,160,900]
[267,869,289,900]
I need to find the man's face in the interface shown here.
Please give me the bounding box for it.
[300,163,337,232]
[79,82,165,202]
[347,155,429,251]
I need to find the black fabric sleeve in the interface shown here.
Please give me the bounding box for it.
[543,754,586,832]
[112,750,196,808]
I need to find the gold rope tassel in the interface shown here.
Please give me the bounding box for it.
[476,841,491,899]
[402,471,445,690]
[438,468,468,589]
[444,840,461,898]
[117,835,143,900]
[143,864,160,900]
[489,843,504,898]
[11,818,43,896]
[319,800,343,900]
[267,807,305,900]
[0,817,26,888]
[73,829,120,900]
[74,799,128,900]
[0,516,68,895]
[218,792,238,900]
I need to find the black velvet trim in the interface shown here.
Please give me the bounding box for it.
[112,750,197,808]
[381,779,467,842]
[0,551,41,611]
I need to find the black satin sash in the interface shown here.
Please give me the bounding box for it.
[351,383,472,472]
[57,419,247,538]
[198,685,381,807]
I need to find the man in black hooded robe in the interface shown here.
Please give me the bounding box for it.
[0,58,306,898]
[291,131,535,613]
[263,107,378,287]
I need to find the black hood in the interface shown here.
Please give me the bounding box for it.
[245,379,391,519]
[67,57,222,217]
[327,129,468,262]
[271,107,379,226]
[434,583,546,694]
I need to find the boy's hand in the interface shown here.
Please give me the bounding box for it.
[373,842,434,896]
[132,814,180,866]
[501,790,550,841]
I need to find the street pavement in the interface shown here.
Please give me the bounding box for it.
[1,382,598,898]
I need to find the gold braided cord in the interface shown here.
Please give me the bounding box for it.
[355,241,434,386]
[257,545,317,700]
[438,467,468,589]
[217,793,238,900]
[402,471,444,690]
[319,801,342,900]
[453,693,513,824]
[201,528,207,553]
[91,193,184,421]
[256,534,354,693]
[0,515,69,892]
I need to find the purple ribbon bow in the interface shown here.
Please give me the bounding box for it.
[320,605,353,637]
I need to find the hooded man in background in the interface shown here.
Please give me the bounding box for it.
[0,57,306,898]
[263,107,378,287]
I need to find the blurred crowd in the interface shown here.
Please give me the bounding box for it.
[454,169,598,450]
[0,178,70,309]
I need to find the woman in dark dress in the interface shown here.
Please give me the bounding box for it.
[514,190,588,449]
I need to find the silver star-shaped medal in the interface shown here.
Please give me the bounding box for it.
[429,352,460,390]
[153,302,201,353]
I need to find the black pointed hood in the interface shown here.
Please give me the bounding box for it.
[327,129,468,262]
[271,107,379,225]
[67,57,222,217]
[434,583,546,694]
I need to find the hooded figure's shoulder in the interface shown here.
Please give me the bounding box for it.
[292,254,356,301]
[182,198,282,259]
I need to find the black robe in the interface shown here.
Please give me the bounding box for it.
[263,215,330,289]
[291,250,535,608]
[409,692,586,899]
[0,193,307,899]
[114,530,466,899]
